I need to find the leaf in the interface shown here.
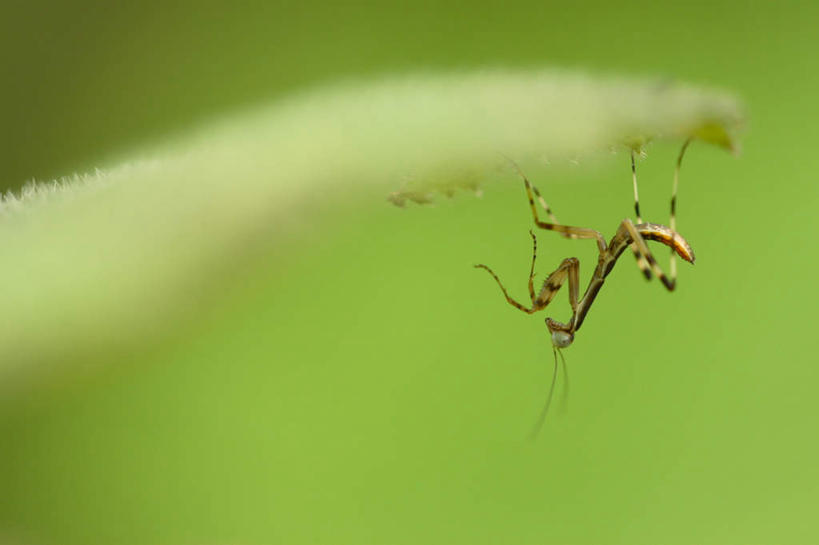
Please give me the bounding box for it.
[0,69,744,389]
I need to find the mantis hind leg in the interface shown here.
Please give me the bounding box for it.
[629,148,654,281]
[621,219,678,291]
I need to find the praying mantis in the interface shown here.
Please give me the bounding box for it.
[475,141,695,436]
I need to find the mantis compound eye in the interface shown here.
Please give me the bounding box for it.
[550,330,573,348]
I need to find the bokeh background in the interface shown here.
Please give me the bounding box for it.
[2,1,818,544]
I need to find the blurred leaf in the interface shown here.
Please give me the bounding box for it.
[0,69,743,390]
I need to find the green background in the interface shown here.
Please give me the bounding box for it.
[2,1,818,544]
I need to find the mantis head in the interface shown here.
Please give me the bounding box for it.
[546,318,574,348]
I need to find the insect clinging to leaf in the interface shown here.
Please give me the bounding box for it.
[475,140,695,436]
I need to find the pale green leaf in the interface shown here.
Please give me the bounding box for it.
[0,69,744,388]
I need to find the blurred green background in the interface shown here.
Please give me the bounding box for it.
[2,1,818,544]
